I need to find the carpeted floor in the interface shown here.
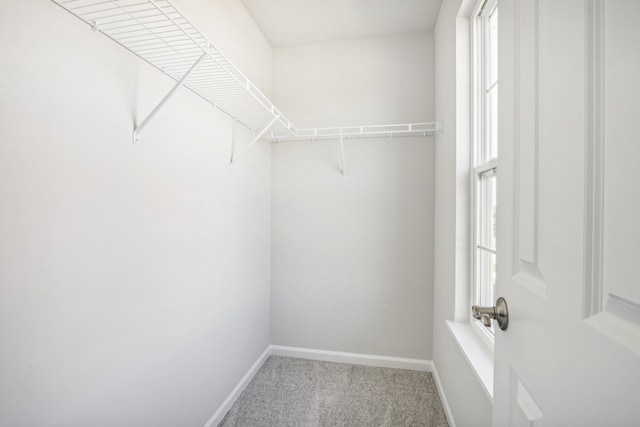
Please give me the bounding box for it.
[219,356,449,427]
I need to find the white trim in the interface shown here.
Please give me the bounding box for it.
[269,345,433,372]
[474,158,498,175]
[583,0,605,319]
[446,321,494,401]
[204,345,439,426]
[431,362,457,427]
[202,346,271,427]
[470,316,498,349]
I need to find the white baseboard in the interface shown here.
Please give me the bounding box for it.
[205,345,444,427]
[202,346,270,427]
[431,362,456,427]
[269,345,433,372]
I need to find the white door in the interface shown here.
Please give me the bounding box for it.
[493,0,640,426]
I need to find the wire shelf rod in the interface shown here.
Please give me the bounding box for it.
[114,27,189,42]
[195,72,234,88]
[149,0,206,50]
[109,23,181,37]
[79,7,158,22]
[103,3,195,79]
[117,36,188,46]
[142,51,200,61]
[267,122,442,142]
[133,41,195,52]
[73,3,152,15]
[142,50,200,59]
[68,0,120,11]
[103,18,174,32]
[92,14,164,27]
[74,4,148,16]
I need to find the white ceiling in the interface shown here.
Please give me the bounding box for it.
[240,0,443,47]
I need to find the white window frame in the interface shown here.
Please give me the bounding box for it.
[470,0,498,342]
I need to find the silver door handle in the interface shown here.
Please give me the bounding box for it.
[472,297,509,331]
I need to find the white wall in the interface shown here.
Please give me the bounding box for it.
[271,33,436,359]
[0,1,272,426]
[432,0,493,425]
[272,33,433,128]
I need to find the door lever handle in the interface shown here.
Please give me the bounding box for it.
[472,297,509,330]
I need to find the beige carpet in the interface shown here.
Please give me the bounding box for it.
[219,356,449,427]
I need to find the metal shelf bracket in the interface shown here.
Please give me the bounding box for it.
[133,52,208,144]
[339,133,346,176]
[230,115,281,166]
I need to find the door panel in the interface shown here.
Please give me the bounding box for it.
[603,1,640,305]
[585,0,640,354]
[510,373,543,427]
[512,0,546,298]
[494,0,640,426]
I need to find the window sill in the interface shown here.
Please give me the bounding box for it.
[446,320,494,401]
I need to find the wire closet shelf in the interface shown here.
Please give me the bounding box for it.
[52,0,441,143]
[267,122,442,143]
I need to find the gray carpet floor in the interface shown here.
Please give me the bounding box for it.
[219,356,449,427]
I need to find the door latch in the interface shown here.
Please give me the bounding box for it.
[472,297,509,330]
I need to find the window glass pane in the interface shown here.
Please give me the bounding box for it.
[489,87,498,160]
[486,8,498,161]
[476,249,496,308]
[488,9,498,87]
[479,171,497,250]
[476,169,497,321]
[491,173,496,249]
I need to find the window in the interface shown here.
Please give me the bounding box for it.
[472,1,498,335]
